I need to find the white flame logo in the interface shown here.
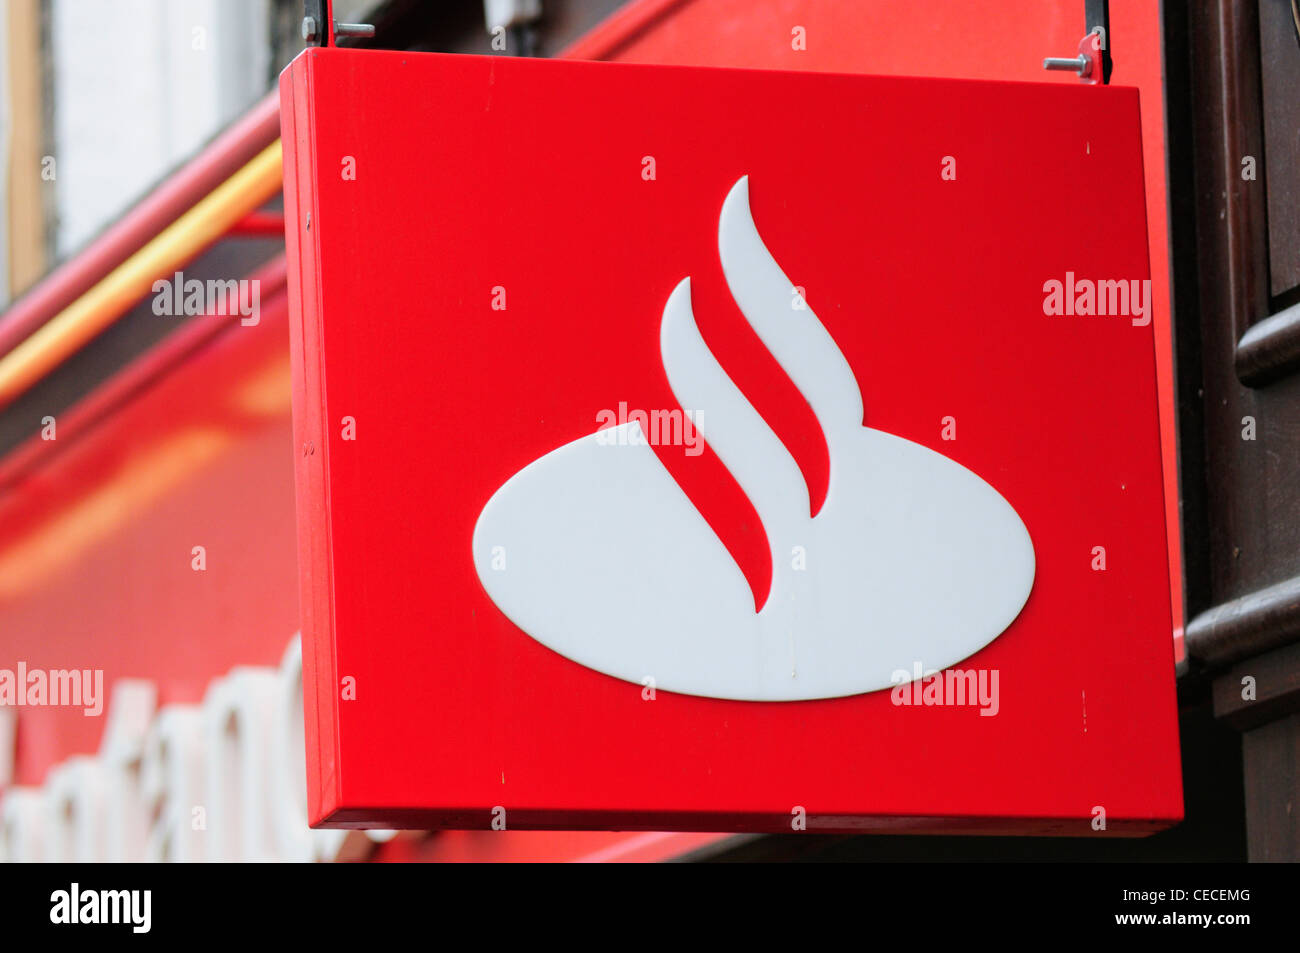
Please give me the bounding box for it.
[472,177,1035,701]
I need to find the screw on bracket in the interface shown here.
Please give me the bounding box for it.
[1043,54,1092,78]
[1043,27,1106,86]
[302,0,327,46]
[301,1,374,46]
[301,17,374,43]
[1043,1,1111,85]
[334,22,376,39]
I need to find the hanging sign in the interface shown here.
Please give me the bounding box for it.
[280,48,1180,833]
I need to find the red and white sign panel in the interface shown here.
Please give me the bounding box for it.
[280,48,1180,832]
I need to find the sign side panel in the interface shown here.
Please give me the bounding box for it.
[280,54,342,826]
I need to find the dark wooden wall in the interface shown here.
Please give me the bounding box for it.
[1172,0,1300,862]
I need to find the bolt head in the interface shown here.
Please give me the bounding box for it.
[301,16,318,42]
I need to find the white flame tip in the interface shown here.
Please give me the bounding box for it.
[725,175,751,206]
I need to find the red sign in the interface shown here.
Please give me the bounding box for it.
[280,48,1180,832]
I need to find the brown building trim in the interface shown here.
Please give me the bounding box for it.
[1174,0,1300,861]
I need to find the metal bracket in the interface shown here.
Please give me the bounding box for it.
[302,0,374,48]
[1043,0,1111,85]
[302,0,330,47]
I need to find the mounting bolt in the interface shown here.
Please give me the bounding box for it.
[1043,54,1092,77]
[301,16,318,42]
[334,22,376,38]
